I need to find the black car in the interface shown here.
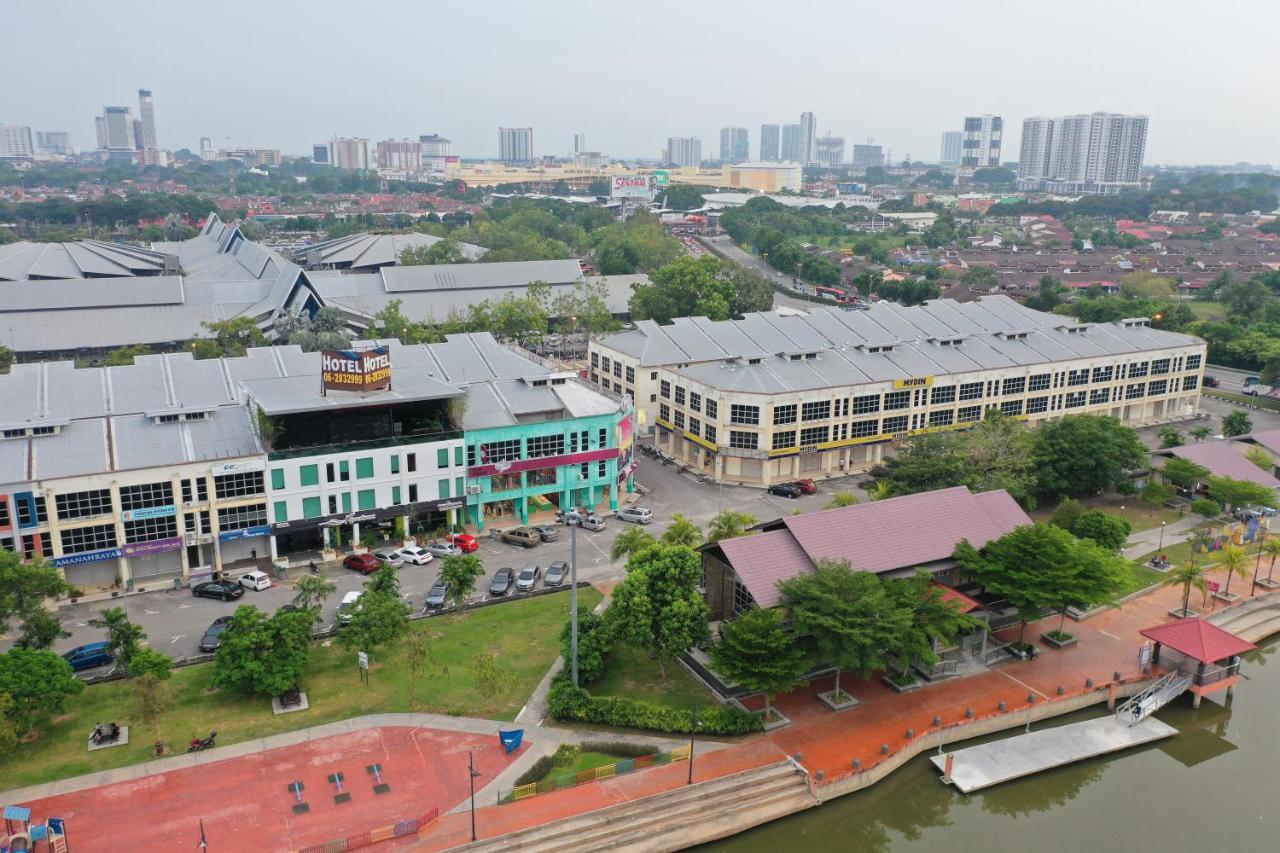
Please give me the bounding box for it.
[425,579,449,609]
[532,525,559,542]
[199,616,233,652]
[545,560,569,587]
[1203,375,1220,388]
[192,580,245,602]
[489,567,515,596]
[768,483,802,499]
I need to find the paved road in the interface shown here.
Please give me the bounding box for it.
[1205,363,1261,394]
[700,234,820,312]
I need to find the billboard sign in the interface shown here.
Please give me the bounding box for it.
[611,175,653,199]
[652,170,670,187]
[321,347,392,393]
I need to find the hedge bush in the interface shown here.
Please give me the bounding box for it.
[514,755,557,787]
[580,740,662,759]
[547,679,762,736]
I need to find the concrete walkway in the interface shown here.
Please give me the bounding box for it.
[1121,515,1200,560]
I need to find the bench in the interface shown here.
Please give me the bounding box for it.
[280,686,302,708]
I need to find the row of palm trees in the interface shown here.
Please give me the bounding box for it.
[1164,532,1280,617]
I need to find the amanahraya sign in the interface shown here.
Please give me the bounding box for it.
[611,175,653,199]
[321,347,392,393]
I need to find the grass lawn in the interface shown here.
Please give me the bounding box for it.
[1030,495,1186,533]
[587,644,719,712]
[0,588,600,789]
[538,751,621,782]
[1188,301,1225,320]
[1118,561,1167,597]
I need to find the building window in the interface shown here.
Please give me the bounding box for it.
[959,382,983,401]
[882,415,909,433]
[327,495,338,514]
[1126,383,1146,400]
[773,404,797,426]
[674,386,686,405]
[181,477,208,504]
[274,501,288,523]
[613,362,622,378]
[689,392,701,412]
[408,484,419,502]
[124,515,178,544]
[590,352,599,368]
[438,479,451,500]
[598,460,608,477]
[1002,377,1026,396]
[218,503,267,532]
[481,439,521,463]
[1065,391,1086,408]
[527,434,566,458]
[1000,400,1024,416]
[957,405,982,423]
[355,489,374,510]
[1151,358,1171,375]
[355,458,375,479]
[704,425,717,444]
[1186,354,1202,371]
[60,523,118,554]
[852,394,880,414]
[659,403,671,422]
[55,489,113,520]
[21,534,53,559]
[390,455,401,475]
[302,497,321,519]
[1028,374,1051,392]
[730,404,760,425]
[1027,396,1049,414]
[213,472,263,500]
[270,469,285,490]
[339,460,350,481]
[1090,388,1110,405]
[1148,379,1168,396]
[728,431,758,450]
[660,380,671,399]
[688,418,701,436]
[851,419,880,438]
[455,447,463,466]
[1067,369,1090,387]
[799,426,829,446]
[928,410,954,427]
[801,401,831,422]
[434,448,448,468]
[884,391,911,410]
[599,428,608,448]
[625,366,635,384]
[1129,361,1149,378]
[0,500,8,528]
[1183,375,1199,391]
[674,411,685,430]
[600,356,610,372]
[184,510,211,535]
[930,386,956,405]
[772,430,797,451]
[407,453,417,472]
[732,579,756,618]
[706,399,718,420]
[1092,366,1114,383]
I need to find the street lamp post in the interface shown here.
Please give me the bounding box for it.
[469,751,482,842]
[687,707,699,785]
[570,521,579,686]
[1251,532,1266,597]
[1157,521,1166,556]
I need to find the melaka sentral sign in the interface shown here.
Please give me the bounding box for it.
[611,175,654,199]
[321,346,392,393]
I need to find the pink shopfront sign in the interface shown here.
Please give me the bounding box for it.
[468,447,619,478]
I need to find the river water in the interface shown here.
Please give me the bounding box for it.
[705,640,1278,853]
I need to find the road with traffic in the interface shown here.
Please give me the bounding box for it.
[699,234,821,312]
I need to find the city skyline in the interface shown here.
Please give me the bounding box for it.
[5,0,1279,165]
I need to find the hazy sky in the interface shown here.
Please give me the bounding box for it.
[10,0,1278,166]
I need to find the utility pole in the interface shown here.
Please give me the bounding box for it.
[469,752,481,842]
[570,521,579,686]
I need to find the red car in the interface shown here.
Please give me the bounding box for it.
[792,479,817,495]
[448,533,479,553]
[343,553,380,575]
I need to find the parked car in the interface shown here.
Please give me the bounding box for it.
[425,579,449,609]
[500,527,541,548]
[372,549,403,567]
[544,560,569,587]
[62,642,114,672]
[577,515,607,532]
[791,479,817,495]
[192,580,245,602]
[618,507,654,524]
[489,567,515,596]
[447,533,479,553]
[397,546,435,566]
[532,525,559,542]
[343,553,380,575]
[768,483,802,499]
[516,564,541,592]
[199,616,233,653]
[425,541,463,558]
[238,570,272,591]
[555,508,586,525]
[336,591,363,624]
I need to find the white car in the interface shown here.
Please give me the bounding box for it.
[336,590,363,624]
[372,549,404,567]
[397,546,435,566]
[238,570,271,591]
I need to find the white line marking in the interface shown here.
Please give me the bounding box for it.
[1099,630,1122,640]
[170,635,185,644]
[144,609,159,615]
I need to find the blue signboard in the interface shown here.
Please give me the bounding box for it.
[14,491,39,529]
[121,504,176,522]
[218,524,271,542]
[52,548,123,568]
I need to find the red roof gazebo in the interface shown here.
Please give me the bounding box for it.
[1139,618,1256,708]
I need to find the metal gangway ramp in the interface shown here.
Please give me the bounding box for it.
[1116,670,1193,726]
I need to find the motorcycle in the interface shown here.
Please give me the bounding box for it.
[187,730,218,752]
[91,721,121,745]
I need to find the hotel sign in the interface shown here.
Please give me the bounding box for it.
[321,347,392,393]
[893,376,934,389]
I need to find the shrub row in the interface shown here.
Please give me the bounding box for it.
[514,755,557,787]
[580,740,662,759]
[547,680,762,736]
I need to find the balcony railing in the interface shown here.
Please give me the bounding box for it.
[266,430,462,461]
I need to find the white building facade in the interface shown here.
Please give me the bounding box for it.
[1018,112,1149,194]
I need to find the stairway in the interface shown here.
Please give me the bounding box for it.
[1117,671,1193,725]
[456,761,815,853]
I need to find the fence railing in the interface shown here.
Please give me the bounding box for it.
[295,807,438,853]
[497,746,691,805]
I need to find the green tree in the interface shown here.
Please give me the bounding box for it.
[0,551,72,649]
[1031,415,1147,499]
[562,606,613,684]
[213,606,313,696]
[611,526,657,563]
[705,509,757,544]
[1245,446,1273,470]
[709,607,807,721]
[1164,561,1208,616]
[365,563,401,597]
[1140,480,1176,516]
[439,554,485,611]
[886,571,980,676]
[661,514,704,548]
[0,694,21,756]
[399,237,467,265]
[1070,511,1132,551]
[0,648,83,733]
[102,344,152,366]
[628,255,735,323]
[962,265,998,291]
[0,345,13,374]
[1161,456,1210,490]
[662,184,705,211]
[824,492,860,509]
[339,591,410,653]
[1048,497,1086,531]
[722,262,776,316]
[292,572,336,616]
[198,317,267,357]
[88,607,145,674]
[404,630,447,708]
[130,646,173,680]
[1260,536,1280,585]
[608,544,708,680]
[1157,426,1185,449]
[779,561,909,700]
[1206,475,1274,510]
[1217,544,1251,598]
[1222,410,1253,438]
[470,650,509,701]
[877,412,1036,506]
[1190,497,1222,519]
[133,672,171,752]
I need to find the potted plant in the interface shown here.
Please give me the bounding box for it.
[881,670,922,693]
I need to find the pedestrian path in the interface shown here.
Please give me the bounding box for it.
[1122,515,1199,560]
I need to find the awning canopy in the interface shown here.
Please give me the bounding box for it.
[932,582,984,613]
[1140,617,1256,664]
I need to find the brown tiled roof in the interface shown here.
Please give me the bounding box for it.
[1140,617,1255,664]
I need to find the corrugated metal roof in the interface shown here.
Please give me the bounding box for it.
[380,259,583,293]
[295,232,488,269]
[0,239,174,281]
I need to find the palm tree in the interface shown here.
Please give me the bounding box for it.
[88,607,145,675]
[661,514,704,548]
[825,491,860,509]
[1190,426,1212,443]
[1164,561,1208,617]
[611,527,656,563]
[1262,537,1280,584]
[292,572,336,615]
[867,481,894,501]
[1218,544,1250,598]
[705,509,758,544]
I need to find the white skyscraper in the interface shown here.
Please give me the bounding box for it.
[1017,112,1149,194]
[780,124,801,162]
[665,136,702,168]
[97,106,136,151]
[0,125,35,159]
[330,137,370,170]
[798,111,817,165]
[759,124,780,162]
[961,114,1002,168]
[498,127,534,164]
[419,135,450,157]
[719,127,748,163]
[940,131,962,165]
[814,136,845,167]
[137,89,157,150]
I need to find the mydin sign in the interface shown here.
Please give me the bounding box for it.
[610,175,653,199]
[321,347,392,393]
